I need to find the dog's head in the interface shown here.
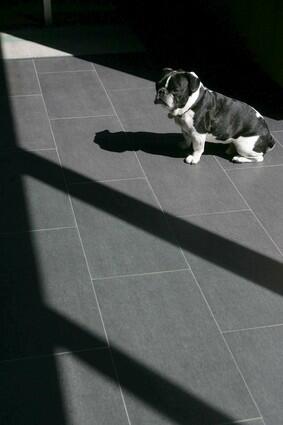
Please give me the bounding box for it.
[154,68,200,111]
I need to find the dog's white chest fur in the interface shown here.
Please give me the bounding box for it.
[174,110,195,132]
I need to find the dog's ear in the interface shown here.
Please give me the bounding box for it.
[185,71,200,93]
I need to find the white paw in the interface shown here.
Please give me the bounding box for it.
[185,155,200,164]
[232,155,250,163]
[232,155,263,163]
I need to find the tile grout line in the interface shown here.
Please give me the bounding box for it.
[50,113,115,121]
[0,225,76,236]
[0,147,57,154]
[9,93,41,97]
[0,345,109,366]
[175,208,251,219]
[217,417,263,425]
[32,59,132,425]
[225,163,283,171]
[214,155,283,258]
[69,176,146,186]
[92,267,190,281]
[109,85,155,92]
[223,322,283,334]
[91,62,266,424]
[36,69,97,75]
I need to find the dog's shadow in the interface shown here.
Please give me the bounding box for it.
[93,130,229,159]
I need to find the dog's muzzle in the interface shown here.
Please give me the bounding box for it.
[154,88,168,105]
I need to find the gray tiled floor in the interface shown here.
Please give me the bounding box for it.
[2,59,40,95]
[1,49,283,425]
[70,179,186,278]
[1,348,128,424]
[91,52,157,91]
[0,229,106,360]
[38,70,113,119]
[0,149,74,232]
[95,270,258,424]
[4,95,55,150]
[227,166,283,251]
[170,211,283,331]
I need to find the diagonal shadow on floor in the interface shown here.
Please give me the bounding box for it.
[17,147,283,296]
[50,308,237,425]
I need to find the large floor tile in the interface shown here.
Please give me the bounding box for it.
[70,179,186,278]
[2,59,40,96]
[109,87,178,133]
[92,52,157,90]
[138,151,246,215]
[228,166,283,251]
[34,56,93,73]
[170,211,283,331]
[0,228,106,360]
[0,348,128,425]
[52,116,143,183]
[0,95,54,151]
[95,270,258,424]
[38,71,113,119]
[0,149,74,232]
[226,326,283,425]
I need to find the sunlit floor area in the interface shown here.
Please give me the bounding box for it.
[1,24,283,425]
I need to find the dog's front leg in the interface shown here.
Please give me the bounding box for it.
[179,129,192,150]
[185,132,206,164]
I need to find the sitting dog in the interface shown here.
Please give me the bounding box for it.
[154,68,276,164]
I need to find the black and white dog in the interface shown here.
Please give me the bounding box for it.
[155,68,276,164]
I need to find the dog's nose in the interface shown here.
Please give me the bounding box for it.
[154,88,166,104]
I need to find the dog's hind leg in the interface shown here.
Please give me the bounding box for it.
[232,136,264,163]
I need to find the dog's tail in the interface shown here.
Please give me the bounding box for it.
[255,132,277,155]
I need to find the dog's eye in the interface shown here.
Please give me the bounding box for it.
[158,87,167,95]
